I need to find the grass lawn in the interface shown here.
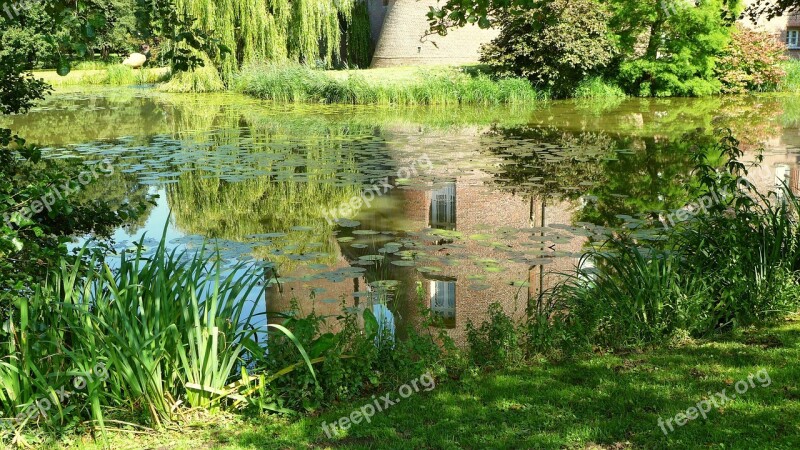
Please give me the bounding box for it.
[21,317,800,450]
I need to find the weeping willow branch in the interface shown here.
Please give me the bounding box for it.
[173,0,372,80]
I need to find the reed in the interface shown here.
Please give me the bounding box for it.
[0,230,316,431]
[233,63,545,106]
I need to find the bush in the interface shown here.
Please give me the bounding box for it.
[541,130,800,351]
[615,0,733,97]
[480,0,617,98]
[466,303,525,368]
[717,25,788,94]
[261,292,452,411]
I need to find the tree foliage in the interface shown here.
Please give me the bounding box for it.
[172,0,373,79]
[435,0,753,97]
[615,0,737,97]
[717,24,789,93]
[0,0,208,303]
[479,0,617,98]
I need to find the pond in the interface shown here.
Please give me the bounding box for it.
[5,88,800,346]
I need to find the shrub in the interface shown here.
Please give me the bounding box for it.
[615,0,733,97]
[159,54,225,93]
[717,25,788,94]
[261,292,451,411]
[480,0,617,98]
[466,303,524,368]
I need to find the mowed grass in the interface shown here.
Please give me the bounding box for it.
[32,317,800,450]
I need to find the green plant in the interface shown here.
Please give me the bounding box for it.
[717,24,788,93]
[779,59,800,92]
[574,76,626,99]
[0,231,318,437]
[466,303,524,368]
[480,0,617,98]
[159,54,225,92]
[233,63,543,105]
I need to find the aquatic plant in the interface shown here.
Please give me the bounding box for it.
[0,232,317,431]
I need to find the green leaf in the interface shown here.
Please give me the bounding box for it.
[363,308,379,340]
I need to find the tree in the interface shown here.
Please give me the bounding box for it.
[431,0,743,97]
[717,24,788,93]
[427,0,742,33]
[480,0,618,98]
[0,0,212,303]
[614,0,737,97]
[745,0,800,19]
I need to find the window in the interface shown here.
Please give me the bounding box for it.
[787,30,800,49]
[430,281,456,327]
[429,182,456,230]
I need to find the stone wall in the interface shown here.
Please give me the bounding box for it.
[370,0,499,68]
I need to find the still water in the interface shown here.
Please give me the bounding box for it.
[5,87,800,345]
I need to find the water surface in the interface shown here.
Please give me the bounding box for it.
[6,88,800,345]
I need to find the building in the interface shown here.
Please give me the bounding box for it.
[741,0,800,58]
[367,0,499,68]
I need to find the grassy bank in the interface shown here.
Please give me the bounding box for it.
[231,64,545,106]
[32,66,170,87]
[29,316,800,450]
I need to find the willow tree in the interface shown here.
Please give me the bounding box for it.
[174,0,371,79]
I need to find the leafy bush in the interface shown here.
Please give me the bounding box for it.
[480,0,617,98]
[717,25,788,94]
[780,59,800,92]
[614,0,733,97]
[466,303,524,368]
[261,290,453,412]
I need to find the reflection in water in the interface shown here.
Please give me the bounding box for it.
[429,182,457,230]
[430,279,457,329]
[7,87,800,347]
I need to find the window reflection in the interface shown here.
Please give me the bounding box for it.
[430,280,456,328]
[430,182,456,230]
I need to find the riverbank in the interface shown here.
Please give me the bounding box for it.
[32,59,800,104]
[230,63,544,106]
[32,67,170,87]
[29,316,800,450]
